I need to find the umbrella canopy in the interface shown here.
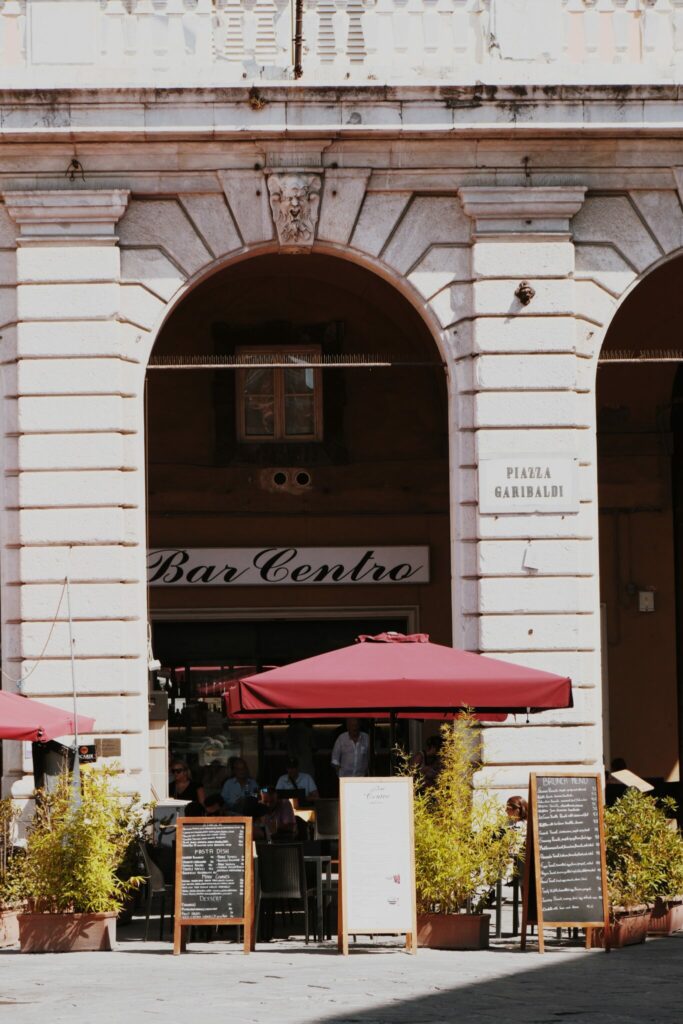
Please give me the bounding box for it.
[227,632,572,719]
[0,690,95,743]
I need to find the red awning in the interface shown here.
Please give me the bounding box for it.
[0,691,95,743]
[226,632,572,719]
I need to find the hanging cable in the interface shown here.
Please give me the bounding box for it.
[1,580,68,689]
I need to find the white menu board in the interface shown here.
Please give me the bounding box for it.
[339,777,416,951]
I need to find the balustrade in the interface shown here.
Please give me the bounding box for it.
[1,0,683,85]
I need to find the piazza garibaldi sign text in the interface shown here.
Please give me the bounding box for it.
[147,546,430,587]
[478,456,580,515]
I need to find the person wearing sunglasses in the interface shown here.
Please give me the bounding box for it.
[169,760,204,806]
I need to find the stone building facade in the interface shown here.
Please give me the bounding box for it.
[2,1,683,801]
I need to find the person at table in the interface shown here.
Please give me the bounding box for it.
[505,795,528,830]
[220,757,259,812]
[169,759,204,805]
[331,718,369,778]
[254,786,297,841]
[275,756,319,800]
[185,792,227,817]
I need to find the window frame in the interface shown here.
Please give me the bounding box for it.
[235,345,323,443]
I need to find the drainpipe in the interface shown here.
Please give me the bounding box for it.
[293,0,304,78]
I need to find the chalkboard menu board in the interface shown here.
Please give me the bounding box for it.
[338,778,417,955]
[173,817,253,955]
[522,774,609,954]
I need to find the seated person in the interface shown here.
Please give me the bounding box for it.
[169,759,205,805]
[220,757,259,812]
[275,756,319,800]
[185,792,227,817]
[254,786,297,841]
[201,759,230,795]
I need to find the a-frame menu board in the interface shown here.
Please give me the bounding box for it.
[173,817,253,954]
[338,777,417,955]
[521,773,609,953]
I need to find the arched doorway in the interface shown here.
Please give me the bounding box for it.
[144,253,451,796]
[597,254,683,793]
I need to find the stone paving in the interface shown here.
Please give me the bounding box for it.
[1,918,682,1024]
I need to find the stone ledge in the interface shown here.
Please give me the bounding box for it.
[459,187,587,235]
[3,190,130,238]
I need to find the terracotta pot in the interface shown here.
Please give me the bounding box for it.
[590,906,650,949]
[417,912,490,950]
[0,909,20,948]
[18,912,116,953]
[648,898,683,936]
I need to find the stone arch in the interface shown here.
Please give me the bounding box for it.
[573,188,683,372]
[582,198,683,781]
[116,188,472,374]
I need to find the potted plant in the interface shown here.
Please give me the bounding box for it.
[8,765,145,953]
[592,789,683,947]
[0,796,22,947]
[403,715,520,950]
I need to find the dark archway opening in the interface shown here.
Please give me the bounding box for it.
[598,254,683,796]
[145,253,450,793]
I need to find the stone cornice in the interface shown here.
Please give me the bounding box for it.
[1,86,683,143]
[458,186,587,235]
[2,189,130,239]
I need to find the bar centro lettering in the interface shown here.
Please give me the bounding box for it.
[147,546,430,587]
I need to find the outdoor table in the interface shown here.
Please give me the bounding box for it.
[304,854,332,942]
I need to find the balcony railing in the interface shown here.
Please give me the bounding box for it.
[1,1,683,88]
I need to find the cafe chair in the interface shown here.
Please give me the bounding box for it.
[140,841,174,941]
[313,799,339,867]
[255,842,319,944]
[312,799,339,841]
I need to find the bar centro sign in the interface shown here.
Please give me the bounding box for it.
[147,547,430,587]
[479,456,579,514]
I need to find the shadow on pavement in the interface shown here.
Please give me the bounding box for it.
[316,933,683,1024]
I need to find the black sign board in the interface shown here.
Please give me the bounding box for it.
[173,817,253,954]
[522,774,609,953]
[77,744,96,764]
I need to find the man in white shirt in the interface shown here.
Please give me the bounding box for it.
[275,756,319,800]
[331,718,370,777]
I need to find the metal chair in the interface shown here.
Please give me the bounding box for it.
[140,841,174,941]
[313,799,339,867]
[255,842,319,943]
[313,799,339,841]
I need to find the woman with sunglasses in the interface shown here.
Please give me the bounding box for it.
[169,760,205,806]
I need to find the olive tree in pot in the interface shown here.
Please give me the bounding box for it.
[592,789,683,947]
[0,796,22,947]
[404,715,520,950]
[8,765,145,953]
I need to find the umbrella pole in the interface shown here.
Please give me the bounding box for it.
[66,570,81,809]
[389,711,396,776]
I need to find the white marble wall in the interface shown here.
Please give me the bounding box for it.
[5,1,683,87]
[3,144,683,798]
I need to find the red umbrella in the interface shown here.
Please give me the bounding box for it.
[0,690,95,742]
[226,632,572,719]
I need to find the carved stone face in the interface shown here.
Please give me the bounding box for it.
[267,173,321,246]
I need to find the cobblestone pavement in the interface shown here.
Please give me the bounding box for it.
[1,926,681,1024]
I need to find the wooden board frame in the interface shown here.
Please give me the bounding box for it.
[521,773,610,954]
[173,816,254,955]
[337,777,417,956]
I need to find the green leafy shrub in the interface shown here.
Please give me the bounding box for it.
[8,766,146,915]
[0,796,21,909]
[604,789,683,911]
[403,715,520,915]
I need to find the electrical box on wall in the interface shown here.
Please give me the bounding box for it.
[638,589,655,613]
